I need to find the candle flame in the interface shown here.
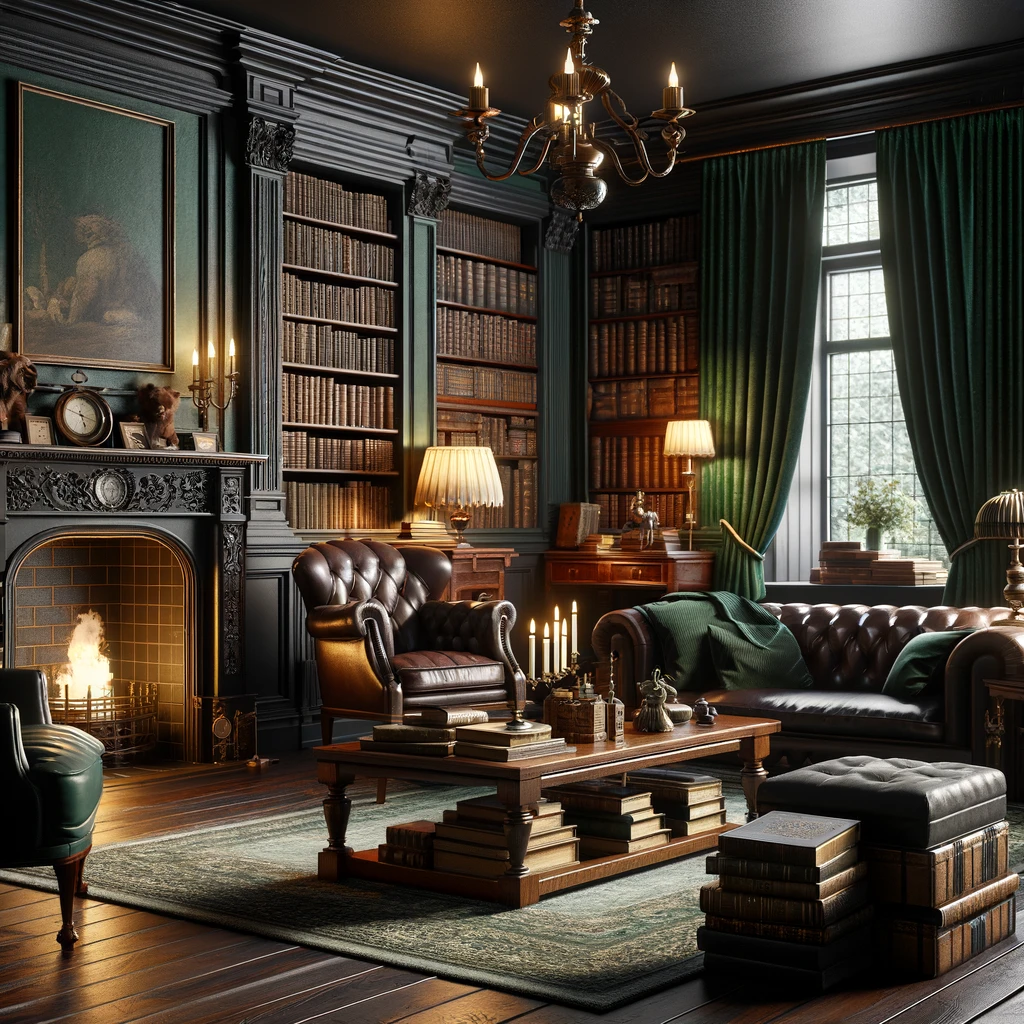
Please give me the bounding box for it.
[564,48,575,75]
[554,605,560,618]
[192,349,199,366]
[473,62,483,88]
[572,600,577,613]
[543,622,550,637]
[208,340,216,359]
[529,618,536,633]
[668,62,679,88]
[561,618,568,634]
[55,611,112,701]
[229,337,236,358]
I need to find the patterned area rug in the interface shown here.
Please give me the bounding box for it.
[0,783,750,1012]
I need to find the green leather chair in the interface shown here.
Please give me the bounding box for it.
[1,669,105,948]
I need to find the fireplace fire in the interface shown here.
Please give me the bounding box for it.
[55,610,113,702]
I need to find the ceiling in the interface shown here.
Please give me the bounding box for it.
[182,0,1024,116]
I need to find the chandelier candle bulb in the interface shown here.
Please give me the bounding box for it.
[542,622,551,675]
[469,62,489,111]
[663,62,683,110]
[529,619,537,680]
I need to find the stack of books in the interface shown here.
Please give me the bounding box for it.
[699,811,872,990]
[811,542,902,584]
[378,820,435,868]
[543,780,672,858]
[452,720,573,761]
[866,820,1018,976]
[626,768,727,837]
[869,557,948,585]
[358,721,456,757]
[432,796,579,878]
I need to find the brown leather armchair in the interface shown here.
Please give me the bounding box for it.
[293,539,525,743]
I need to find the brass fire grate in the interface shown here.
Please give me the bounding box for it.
[48,681,158,766]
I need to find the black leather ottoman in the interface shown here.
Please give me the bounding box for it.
[757,755,1006,849]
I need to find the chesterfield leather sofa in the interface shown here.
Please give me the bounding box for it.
[0,669,104,948]
[293,539,525,743]
[592,602,1022,765]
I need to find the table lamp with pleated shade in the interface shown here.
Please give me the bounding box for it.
[664,419,715,548]
[413,446,504,547]
[975,488,1024,621]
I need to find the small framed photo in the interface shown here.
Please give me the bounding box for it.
[120,422,149,449]
[181,431,218,453]
[24,414,54,445]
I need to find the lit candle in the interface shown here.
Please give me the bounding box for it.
[663,61,684,110]
[561,618,568,672]
[564,48,575,74]
[229,337,236,377]
[192,348,199,384]
[528,619,536,680]
[542,622,551,675]
[571,600,578,656]
[469,62,489,111]
[553,605,561,673]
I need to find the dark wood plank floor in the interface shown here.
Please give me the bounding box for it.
[2,751,1023,1024]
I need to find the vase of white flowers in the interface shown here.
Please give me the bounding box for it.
[847,479,916,551]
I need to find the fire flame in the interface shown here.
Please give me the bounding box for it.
[55,611,113,700]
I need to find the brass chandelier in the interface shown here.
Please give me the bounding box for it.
[452,0,694,216]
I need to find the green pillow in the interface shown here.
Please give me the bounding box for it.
[881,629,976,700]
[706,622,815,691]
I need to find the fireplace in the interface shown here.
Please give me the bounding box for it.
[0,447,261,762]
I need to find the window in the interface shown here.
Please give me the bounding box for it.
[822,180,946,563]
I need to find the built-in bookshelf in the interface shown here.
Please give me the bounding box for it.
[435,208,539,530]
[282,171,400,532]
[588,214,700,531]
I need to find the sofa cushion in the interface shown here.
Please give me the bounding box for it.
[757,755,1007,848]
[881,629,975,700]
[392,650,505,694]
[699,688,945,742]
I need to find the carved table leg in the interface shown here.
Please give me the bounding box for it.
[502,806,535,878]
[739,734,771,821]
[318,772,356,881]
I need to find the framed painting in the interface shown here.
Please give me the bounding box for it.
[16,84,175,372]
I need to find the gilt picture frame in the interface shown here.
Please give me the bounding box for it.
[15,83,175,372]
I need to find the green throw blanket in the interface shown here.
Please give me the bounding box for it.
[637,591,814,693]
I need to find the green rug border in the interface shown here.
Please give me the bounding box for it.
[0,807,707,1013]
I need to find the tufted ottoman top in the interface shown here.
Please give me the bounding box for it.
[757,755,1006,849]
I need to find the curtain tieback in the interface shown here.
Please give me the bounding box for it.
[719,519,764,561]
[949,537,981,561]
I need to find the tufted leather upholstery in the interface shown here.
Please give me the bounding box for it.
[293,540,525,738]
[758,755,1007,849]
[592,602,1021,764]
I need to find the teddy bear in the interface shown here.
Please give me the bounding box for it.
[133,384,180,448]
[0,353,38,434]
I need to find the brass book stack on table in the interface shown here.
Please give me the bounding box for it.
[626,768,727,836]
[432,796,579,878]
[543,780,672,858]
[867,819,1018,977]
[451,720,573,762]
[699,811,872,991]
[379,820,435,868]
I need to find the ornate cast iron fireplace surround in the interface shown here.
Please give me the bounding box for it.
[0,445,263,762]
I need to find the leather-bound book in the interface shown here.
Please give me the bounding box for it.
[699,878,870,928]
[717,811,859,867]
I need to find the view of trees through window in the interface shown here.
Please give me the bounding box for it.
[823,182,947,564]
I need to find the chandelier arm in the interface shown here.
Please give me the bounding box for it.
[474,120,551,182]
[590,137,650,187]
[597,91,680,180]
[518,133,557,177]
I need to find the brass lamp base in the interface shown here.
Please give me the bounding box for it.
[448,505,473,547]
[998,538,1024,622]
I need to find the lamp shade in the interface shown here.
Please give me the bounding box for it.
[413,446,504,509]
[664,419,715,458]
[975,488,1024,539]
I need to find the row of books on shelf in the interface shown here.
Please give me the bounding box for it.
[282,322,396,374]
[436,256,537,316]
[589,316,699,377]
[284,171,390,233]
[812,542,949,585]
[438,208,523,264]
[284,221,394,281]
[590,214,699,272]
[436,307,537,367]
[589,435,695,491]
[590,268,697,318]
[282,373,394,429]
[285,480,393,531]
[437,363,537,406]
[594,491,689,532]
[282,273,395,328]
[472,459,537,529]
[437,410,537,456]
[282,433,394,472]
[589,376,698,420]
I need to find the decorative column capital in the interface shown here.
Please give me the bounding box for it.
[245,117,296,172]
[408,172,452,218]
[544,208,580,254]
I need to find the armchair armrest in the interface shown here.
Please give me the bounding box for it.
[0,670,52,726]
[0,702,44,853]
[306,598,395,662]
[944,624,1024,752]
[592,609,659,709]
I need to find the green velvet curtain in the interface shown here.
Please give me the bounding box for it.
[700,141,826,600]
[876,110,1024,607]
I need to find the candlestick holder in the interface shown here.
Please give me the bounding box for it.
[189,360,238,432]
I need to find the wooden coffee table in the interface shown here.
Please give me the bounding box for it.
[315,715,780,907]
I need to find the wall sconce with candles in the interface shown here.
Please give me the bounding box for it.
[189,338,238,431]
[664,419,715,550]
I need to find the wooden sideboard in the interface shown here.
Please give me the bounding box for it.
[444,547,517,601]
[545,548,714,596]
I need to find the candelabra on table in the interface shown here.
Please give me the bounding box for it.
[189,339,239,431]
